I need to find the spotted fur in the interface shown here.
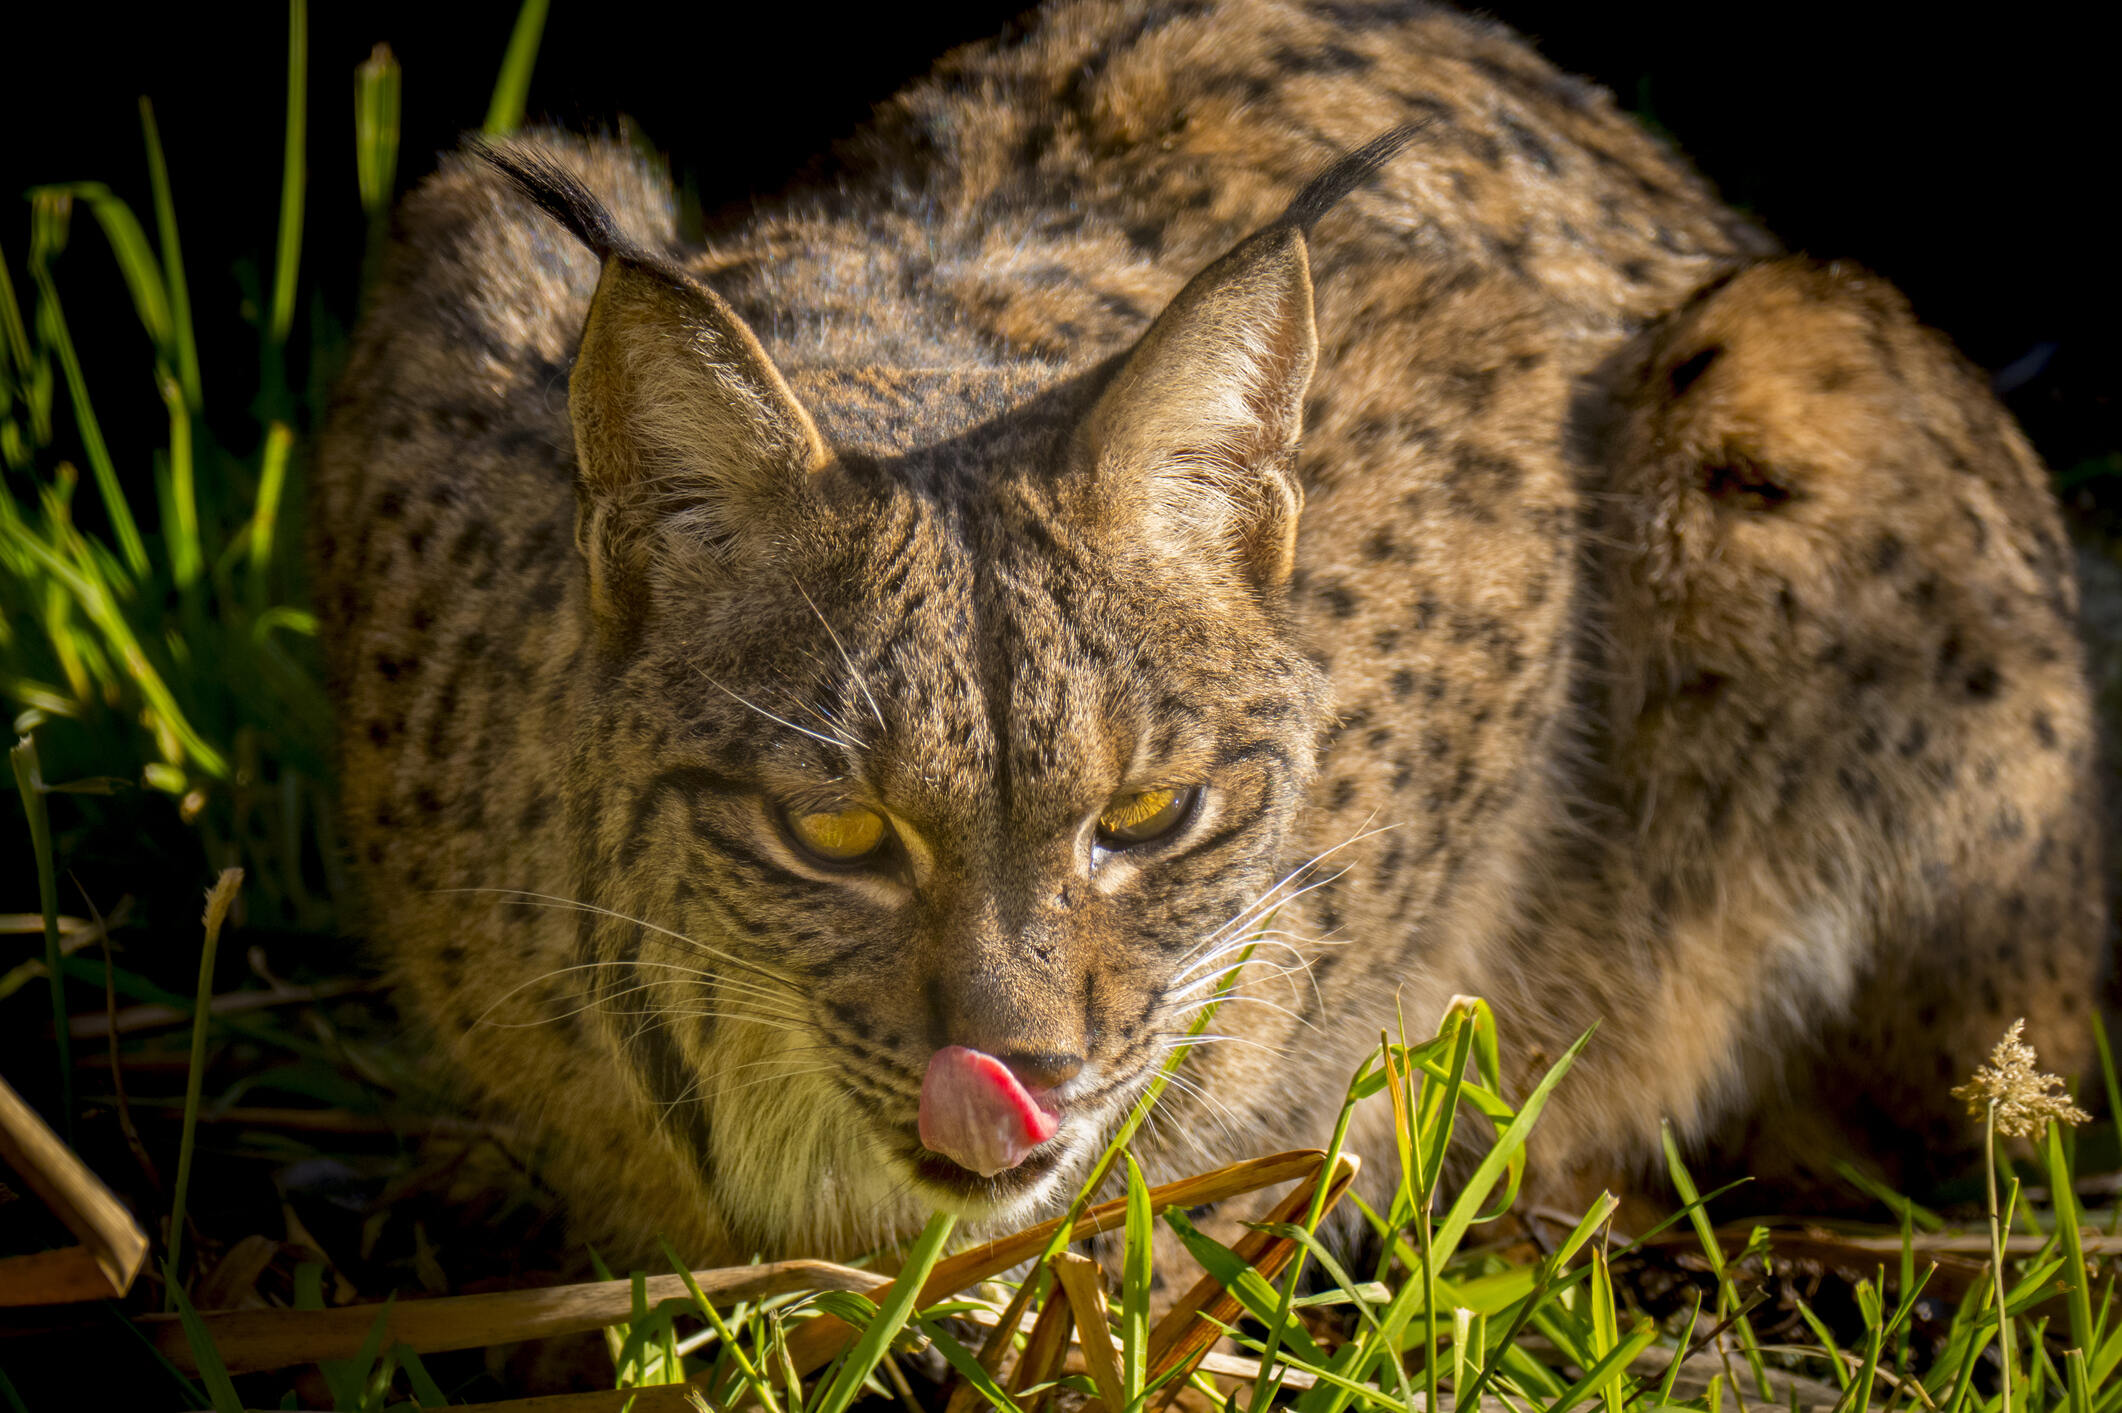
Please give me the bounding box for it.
[314,0,2106,1262]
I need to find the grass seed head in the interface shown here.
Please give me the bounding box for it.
[202,867,244,936]
[1951,1018,2090,1138]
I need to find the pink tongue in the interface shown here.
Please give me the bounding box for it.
[918,1046,1061,1177]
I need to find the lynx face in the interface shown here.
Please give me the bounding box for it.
[507,151,1341,1232]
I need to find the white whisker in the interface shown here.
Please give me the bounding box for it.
[438,888,800,989]
[698,667,862,752]
[793,579,888,733]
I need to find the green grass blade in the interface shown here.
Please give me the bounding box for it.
[164,1263,245,1413]
[1589,1249,1621,1413]
[1433,1027,1591,1268]
[2049,1122,2096,1358]
[660,1238,782,1413]
[484,0,550,134]
[1844,1285,1885,1413]
[0,232,52,450]
[1651,1288,1706,1406]
[813,1208,956,1413]
[1206,1317,1407,1412]
[0,233,32,384]
[49,181,171,352]
[2096,1015,2122,1241]
[328,1296,399,1413]
[1414,1003,1478,1200]
[1793,1294,1851,1392]
[1662,1120,1771,1398]
[1544,1318,1656,1413]
[1122,1152,1152,1404]
[100,1299,209,1408]
[140,98,201,411]
[158,371,201,592]
[9,734,71,1141]
[166,868,242,1304]
[1250,1048,1375,1413]
[296,1261,361,1408]
[270,0,309,353]
[354,44,403,219]
[140,97,205,592]
[915,1318,1028,1413]
[1834,1159,1946,1233]
[1252,1224,1395,1348]
[1162,1209,1330,1366]
[26,194,149,579]
[248,420,294,600]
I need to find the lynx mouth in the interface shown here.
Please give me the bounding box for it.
[910,1142,1068,1194]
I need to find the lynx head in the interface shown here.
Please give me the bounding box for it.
[483,133,1407,1250]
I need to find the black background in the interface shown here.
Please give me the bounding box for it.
[4,3,2116,489]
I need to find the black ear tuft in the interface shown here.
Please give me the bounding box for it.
[478,140,630,262]
[1276,124,1427,233]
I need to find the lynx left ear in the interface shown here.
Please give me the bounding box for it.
[1078,226,1318,589]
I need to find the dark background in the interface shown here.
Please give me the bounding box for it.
[3,2,2115,483]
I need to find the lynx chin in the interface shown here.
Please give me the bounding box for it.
[315,0,2106,1263]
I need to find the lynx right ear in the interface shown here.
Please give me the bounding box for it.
[483,144,826,648]
[1076,226,1318,590]
[1074,126,1422,591]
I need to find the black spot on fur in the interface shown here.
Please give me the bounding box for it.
[1873,532,1904,575]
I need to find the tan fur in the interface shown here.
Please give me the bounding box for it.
[313,0,2106,1265]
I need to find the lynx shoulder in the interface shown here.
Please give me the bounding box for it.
[314,0,2105,1260]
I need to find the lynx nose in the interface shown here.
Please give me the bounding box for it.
[995,1050,1083,1091]
[917,1046,1066,1177]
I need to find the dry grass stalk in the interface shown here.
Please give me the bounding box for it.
[1051,1251,1129,1413]
[0,909,121,948]
[0,904,128,1004]
[67,975,378,1038]
[139,1259,887,1375]
[0,1070,149,1304]
[1006,1279,1080,1413]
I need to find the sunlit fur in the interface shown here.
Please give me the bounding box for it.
[315,0,2105,1266]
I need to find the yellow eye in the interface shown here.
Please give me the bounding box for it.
[1096,786,1195,847]
[785,805,889,863]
